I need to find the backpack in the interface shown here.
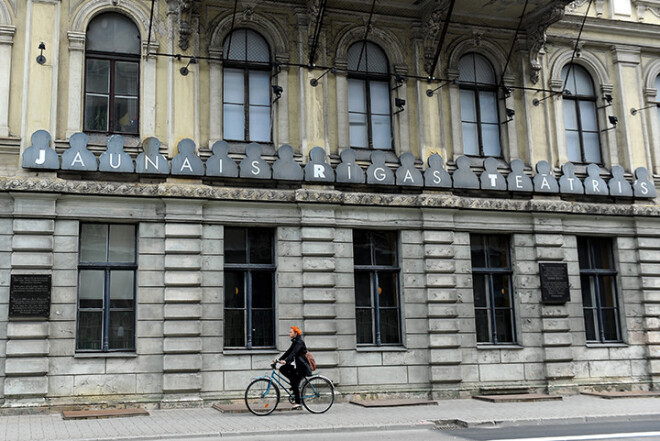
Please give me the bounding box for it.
[305,351,316,371]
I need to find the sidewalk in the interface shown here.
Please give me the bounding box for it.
[2,394,660,441]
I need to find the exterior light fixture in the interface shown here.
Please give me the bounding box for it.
[502,86,512,98]
[36,42,46,65]
[608,115,618,126]
[272,85,283,103]
[631,104,656,115]
[179,57,197,76]
[598,93,614,109]
[502,108,515,124]
[391,74,405,91]
[310,67,336,87]
[425,79,451,97]
[393,98,406,115]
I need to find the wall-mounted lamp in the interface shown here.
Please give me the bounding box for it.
[597,93,614,109]
[502,108,515,124]
[310,67,336,87]
[393,98,406,115]
[391,74,405,91]
[601,115,618,132]
[502,86,512,98]
[271,60,282,77]
[179,57,197,76]
[425,79,452,97]
[272,85,283,103]
[631,104,656,115]
[36,42,46,65]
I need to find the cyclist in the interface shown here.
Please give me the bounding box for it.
[276,326,312,410]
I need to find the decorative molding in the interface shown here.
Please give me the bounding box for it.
[1,176,658,217]
[524,1,573,84]
[421,0,451,75]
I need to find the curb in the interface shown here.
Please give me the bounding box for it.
[451,412,660,429]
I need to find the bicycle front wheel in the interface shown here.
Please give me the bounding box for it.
[245,378,280,416]
[301,376,334,414]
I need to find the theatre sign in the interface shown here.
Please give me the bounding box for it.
[21,130,657,200]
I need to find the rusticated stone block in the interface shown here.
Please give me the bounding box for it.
[163,354,202,372]
[4,377,48,397]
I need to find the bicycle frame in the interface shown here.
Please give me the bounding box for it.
[255,368,293,399]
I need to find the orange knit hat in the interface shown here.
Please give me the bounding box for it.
[290,326,302,336]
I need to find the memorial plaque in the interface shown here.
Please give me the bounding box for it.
[539,263,570,304]
[9,274,51,318]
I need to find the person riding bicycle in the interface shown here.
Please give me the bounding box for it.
[276,326,312,410]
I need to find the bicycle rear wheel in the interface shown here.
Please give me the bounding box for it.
[301,375,334,414]
[245,378,280,416]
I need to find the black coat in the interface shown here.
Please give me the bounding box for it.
[279,335,312,377]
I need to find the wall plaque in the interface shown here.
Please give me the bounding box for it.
[539,263,570,304]
[9,274,51,318]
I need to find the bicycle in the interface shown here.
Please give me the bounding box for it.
[244,362,335,416]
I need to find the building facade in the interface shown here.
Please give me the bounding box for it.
[1,0,660,409]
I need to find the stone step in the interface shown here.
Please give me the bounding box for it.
[581,391,660,399]
[473,393,563,403]
[349,398,438,408]
[61,408,149,420]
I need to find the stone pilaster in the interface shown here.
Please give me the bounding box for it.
[4,194,57,406]
[161,201,203,406]
[0,217,10,404]
[424,223,462,397]
[636,223,660,390]
[534,229,575,393]
[300,206,338,379]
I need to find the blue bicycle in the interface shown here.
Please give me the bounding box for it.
[245,362,335,416]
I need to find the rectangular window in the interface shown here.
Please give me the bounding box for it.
[353,230,401,346]
[470,234,516,344]
[578,237,621,343]
[224,227,276,348]
[77,223,137,352]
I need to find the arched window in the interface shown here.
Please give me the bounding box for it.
[84,13,140,134]
[347,41,392,150]
[223,29,271,143]
[458,53,501,157]
[562,64,601,163]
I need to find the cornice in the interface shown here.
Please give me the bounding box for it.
[0,176,657,218]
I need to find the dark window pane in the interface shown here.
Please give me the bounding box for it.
[252,271,273,308]
[577,238,590,269]
[84,94,109,132]
[224,271,245,308]
[86,59,110,94]
[109,270,134,309]
[249,229,273,264]
[492,274,512,308]
[599,275,617,307]
[225,228,246,264]
[470,235,486,268]
[487,235,509,268]
[356,308,373,344]
[115,61,139,96]
[584,308,597,341]
[353,230,371,265]
[252,309,274,347]
[77,311,103,350]
[475,309,490,343]
[601,309,620,341]
[377,271,398,307]
[473,274,487,307]
[80,224,108,262]
[592,239,614,270]
[108,224,135,262]
[354,272,372,307]
[86,13,140,55]
[494,309,515,343]
[109,310,134,350]
[379,308,400,344]
[79,270,104,309]
[224,309,245,347]
[113,97,139,133]
[581,275,594,307]
[374,231,396,266]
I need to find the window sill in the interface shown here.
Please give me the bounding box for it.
[74,352,137,358]
[356,346,407,352]
[476,344,523,350]
[585,342,627,348]
[223,349,279,355]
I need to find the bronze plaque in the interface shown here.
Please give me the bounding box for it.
[540,263,570,304]
[9,274,51,318]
